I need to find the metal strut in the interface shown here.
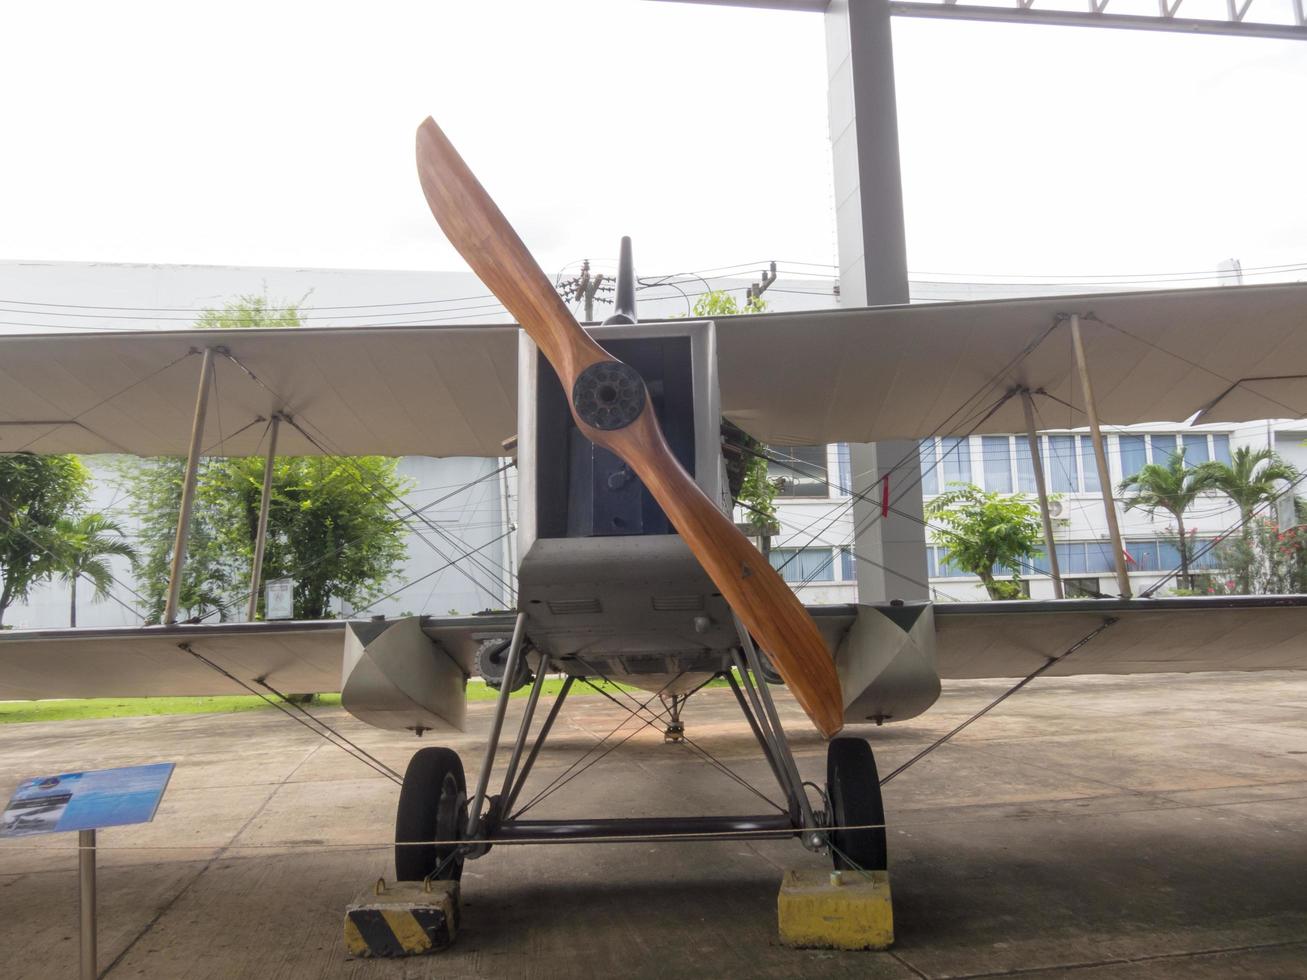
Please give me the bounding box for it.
[504,675,575,815]
[458,628,819,853]
[731,614,822,848]
[465,611,528,844]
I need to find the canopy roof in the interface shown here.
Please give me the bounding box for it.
[2,282,1304,457]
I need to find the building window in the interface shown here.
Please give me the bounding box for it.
[1079,436,1101,492]
[769,547,835,584]
[1016,437,1037,492]
[839,546,856,581]
[1056,541,1117,574]
[1119,435,1147,481]
[1152,434,1180,466]
[926,546,967,578]
[1124,539,1161,571]
[940,436,972,488]
[1212,434,1232,465]
[1124,537,1223,573]
[983,435,1013,492]
[1064,577,1101,598]
[768,445,829,498]
[920,439,938,495]
[1182,434,1210,466]
[834,444,851,496]
[1046,435,1077,493]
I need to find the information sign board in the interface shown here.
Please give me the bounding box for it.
[0,763,174,838]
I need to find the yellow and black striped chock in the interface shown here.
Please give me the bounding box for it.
[344,878,459,957]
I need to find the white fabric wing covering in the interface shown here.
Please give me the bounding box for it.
[1,282,1304,457]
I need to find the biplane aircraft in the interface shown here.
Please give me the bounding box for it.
[2,118,1307,896]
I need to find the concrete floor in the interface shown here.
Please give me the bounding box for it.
[1,671,1305,979]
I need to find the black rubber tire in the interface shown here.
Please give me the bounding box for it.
[826,737,888,872]
[395,747,467,882]
[475,639,535,692]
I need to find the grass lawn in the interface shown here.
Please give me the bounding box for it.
[0,676,714,724]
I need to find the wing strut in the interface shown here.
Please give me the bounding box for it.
[1070,315,1132,598]
[1019,389,1064,599]
[164,348,215,624]
[246,414,282,621]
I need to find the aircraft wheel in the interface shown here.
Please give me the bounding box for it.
[395,747,467,881]
[825,737,887,872]
[475,638,535,692]
[756,650,784,685]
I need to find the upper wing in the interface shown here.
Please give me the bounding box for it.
[934,595,1307,679]
[0,323,517,457]
[714,282,1307,445]
[4,282,1304,457]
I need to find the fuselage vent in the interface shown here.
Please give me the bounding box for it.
[547,597,603,615]
[651,595,705,612]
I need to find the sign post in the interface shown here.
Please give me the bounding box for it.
[79,829,96,980]
[1,763,174,980]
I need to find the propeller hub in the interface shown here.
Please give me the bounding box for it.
[572,361,646,430]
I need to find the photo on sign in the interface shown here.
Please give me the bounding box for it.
[1,777,73,837]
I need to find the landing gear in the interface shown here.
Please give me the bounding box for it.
[660,693,688,742]
[395,747,468,882]
[825,738,887,872]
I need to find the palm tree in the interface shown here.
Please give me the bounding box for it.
[1200,446,1299,531]
[1118,448,1216,589]
[53,514,138,626]
[1198,446,1299,594]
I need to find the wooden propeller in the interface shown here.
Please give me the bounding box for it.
[416,117,844,738]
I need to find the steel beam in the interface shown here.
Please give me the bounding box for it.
[163,347,214,625]
[1020,389,1063,599]
[246,414,281,621]
[889,1,1307,40]
[1070,316,1132,598]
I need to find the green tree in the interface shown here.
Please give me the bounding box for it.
[1118,447,1216,589]
[204,456,409,619]
[0,454,90,627]
[925,484,1044,600]
[1199,446,1298,593]
[1200,446,1298,530]
[195,293,304,330]
[52,513,138,626]
[120,294,411,622]
[692,288,767,317]
[114,457,232,623]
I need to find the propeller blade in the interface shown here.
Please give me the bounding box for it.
[416,117,843,737]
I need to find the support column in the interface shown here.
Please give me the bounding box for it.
[246,414,281,622]
[1020,389,1063,599]
[827,0,928,601]
[163,347,214,625]
[1069,316,1132,598]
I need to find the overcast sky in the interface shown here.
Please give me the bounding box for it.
[1,0,1303,287]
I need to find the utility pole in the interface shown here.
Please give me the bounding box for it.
[557,259,613,322]
[746,261,777,307]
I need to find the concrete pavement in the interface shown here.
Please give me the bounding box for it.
[1,671,1304,978]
